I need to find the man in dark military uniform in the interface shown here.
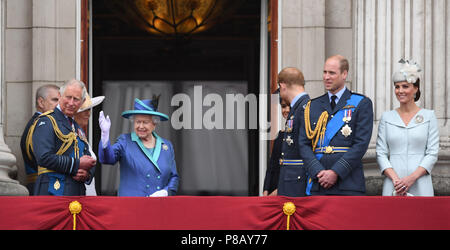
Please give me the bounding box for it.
[27,79,96,196]
[20,84,60,194]
[276,67,310,197]
[299,55,373,196]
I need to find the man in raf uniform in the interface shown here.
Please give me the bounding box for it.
[20,84,60,194]
[27,79,96,196]
[299,55,373,196]
[276,67,310,197]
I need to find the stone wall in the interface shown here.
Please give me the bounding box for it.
[3,0,77,185]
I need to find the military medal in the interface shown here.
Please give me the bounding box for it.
[286,119,294,133]
[77,128,86,141]
[343,109,352,123]
[341,124,352,137]
[285,135,294,146]
[415,115,424,124]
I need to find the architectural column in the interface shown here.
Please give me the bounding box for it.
[0,0,28,195]
[354,0,450,194]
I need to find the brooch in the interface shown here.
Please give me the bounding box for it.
[415,115,424,124]
[162,144,168,151]
[341,124,352,137]
[54,178,61,190]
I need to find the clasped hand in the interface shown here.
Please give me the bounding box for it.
[317,170,338,189]
[73,155,96,182]
[393,176,415,196]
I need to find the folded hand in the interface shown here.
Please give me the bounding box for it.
[317,170,338,189]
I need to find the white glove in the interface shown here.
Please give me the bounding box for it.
[99,111,111,149]
[149,189,168,197]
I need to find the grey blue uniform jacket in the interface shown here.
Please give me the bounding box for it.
[277,94,310,197]
[299,89,373,195]
[32,107,94,196]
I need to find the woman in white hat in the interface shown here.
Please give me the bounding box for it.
[74,94,105,196]
[376,59,439,196]
[98,96,179,197]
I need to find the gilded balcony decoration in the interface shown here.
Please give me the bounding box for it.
[109,0,243,37]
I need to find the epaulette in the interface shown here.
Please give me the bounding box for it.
[349,91,366,98]
[38,110,54,118]
[310,93,328,102]
[26,109,80,161]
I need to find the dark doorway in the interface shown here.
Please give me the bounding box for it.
[92,0,261,196]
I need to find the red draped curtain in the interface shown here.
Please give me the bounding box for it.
[1,196,449,230]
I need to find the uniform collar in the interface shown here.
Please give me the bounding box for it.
[291,92,307,108]
[328,86,347,104]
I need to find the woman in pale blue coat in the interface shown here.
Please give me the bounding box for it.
[98,97,179,197]
[376,60,439,196]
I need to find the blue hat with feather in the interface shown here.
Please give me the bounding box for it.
[121,95,169,121]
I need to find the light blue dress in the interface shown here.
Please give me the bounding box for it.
[376,109,439,196]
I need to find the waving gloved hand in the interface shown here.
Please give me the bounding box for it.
[99,111,111,148]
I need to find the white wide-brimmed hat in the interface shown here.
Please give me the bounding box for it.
[78,94,105,113]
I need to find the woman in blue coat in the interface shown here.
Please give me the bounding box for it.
[376,60,439,196]
[98,97,179,197]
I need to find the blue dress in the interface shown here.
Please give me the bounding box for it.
[376,109,439,196]
[99,132,179,197]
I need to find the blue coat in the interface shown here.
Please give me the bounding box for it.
[299,89,373,195]
[377,109,439,196]
[20,112,41,194]
[98,132,179,197]
[32,107,94,196]
[277,94,310,197]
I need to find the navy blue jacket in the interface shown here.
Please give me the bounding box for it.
[20,112,40,194]
[299,89,373,195]
[32,107,93,196]
[277,93,310,197]
[263,131,284,194]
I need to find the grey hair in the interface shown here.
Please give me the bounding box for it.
[129,115,160,124]
[60,79,87,101]
[35,84,60,108]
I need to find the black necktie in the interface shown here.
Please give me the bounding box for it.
[330,95,337,110]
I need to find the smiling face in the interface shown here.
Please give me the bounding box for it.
[133,114,156,141]
[394,81,418,104]
[280,99,290,119]
[60,84,84,117]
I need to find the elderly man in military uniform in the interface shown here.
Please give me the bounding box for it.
[26,79,96,196]
[299,55,373,196]
[276,67,310,197]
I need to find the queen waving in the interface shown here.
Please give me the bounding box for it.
[98,96,179,197]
